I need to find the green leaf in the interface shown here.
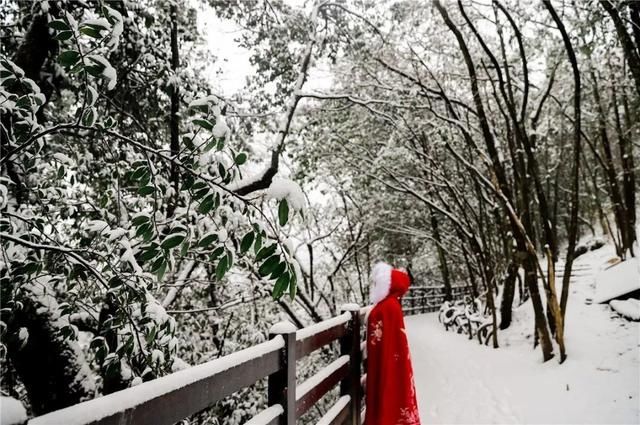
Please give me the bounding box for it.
[278,199,289,226]
[216,137,225,151]
[193,187,209,200]
[204,138,217,152]
[161,233,185,250]
[59,50,81,67]
[150,256,164,273]
[23,262,39,275]
[198,195,214,214]
[57,165,65,179]
[87,86,98,106]
[192,118,213,130]
[272,272,289,299]
[181,175,194,191]
[226,250,234,269]
[254,233,263,254]
[131,167,147,180]
[240,231,254,254]
[234,153,247,165]
[140,249,159,262]
[258,255,280,277]
[82,108,96,127]
[156,261,168,281]
[217,163,226,179]
[83,21,109,30]
[53,31,73,41]
[289,271,297,299]
[132,215,149,226]
[135,222,151,238]
[85,65,103,77]
[256,243,276,262]
[0,76,16,86]
[138,185,155,196]
[210,246,224,259]
[270,261,286,279]
[216,255,228,281]
[180,241,189,257]
[139,171,151,186]
[198,233,218,248]
[170,224,188,234]
[104,116,116,128]
[79,26,102,38]
[48,20,70,31]
[143,228,154,242]
[15,96,31,109]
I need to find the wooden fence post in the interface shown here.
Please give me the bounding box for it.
[268,322,296,425]
[340,304,362,425]
[410,291,415,315]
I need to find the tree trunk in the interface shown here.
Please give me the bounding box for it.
[430,207,452,301]
[4,282,95,415]
[545,247,567,362]
[613,83,637,256]
[499,262,518,330]
[524,253,554,360]
[591,72,628,257]
[167,2,180,216]
[601,0,640,96]
[544,0,582,328]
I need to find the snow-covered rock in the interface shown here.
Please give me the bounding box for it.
[610,299,640,321]
[0,397,27,425]
[595,258,640,303]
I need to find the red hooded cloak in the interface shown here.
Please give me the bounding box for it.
[365,263,420,425]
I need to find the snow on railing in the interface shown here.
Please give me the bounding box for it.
[317,395,351,425]
[403,284,473,316]
[29,337,284,425]
[295,312,350,341]
[244,404,284,425]
[24,305,367,425]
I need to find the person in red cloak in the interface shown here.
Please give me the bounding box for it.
[365,262,421,425]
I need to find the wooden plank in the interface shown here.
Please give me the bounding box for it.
[315,395,350,425]
[245,405,283,425]
[269,327,296,425]
[295,324,347,359]
[327,400,350,425]
[339,308,362,425]
[30,340,282,425]
[296,358,350,418]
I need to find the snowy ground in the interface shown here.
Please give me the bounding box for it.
[406,246,640,424]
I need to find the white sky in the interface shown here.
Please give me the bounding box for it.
[195,0,332,97]
[196,4,253,96]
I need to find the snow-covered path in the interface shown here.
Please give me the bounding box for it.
[406,248,639,424]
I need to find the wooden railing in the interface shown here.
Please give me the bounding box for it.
[402,284,472,315]
[23,305,369,425]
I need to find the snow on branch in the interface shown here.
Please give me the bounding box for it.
[232,2,322,196]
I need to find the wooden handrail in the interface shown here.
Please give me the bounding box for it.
[295,356,350,417]
[28,337,283,425]
[295,313,350,358]
[24,306,367,425]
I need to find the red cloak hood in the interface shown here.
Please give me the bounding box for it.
[366,262,420,425]
[370,262,411,304]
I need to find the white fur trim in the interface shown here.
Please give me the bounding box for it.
[371,262,393,304]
